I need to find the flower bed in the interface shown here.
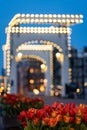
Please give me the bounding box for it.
[0,93,44,117]
[18,102,87,130]
[0,94,44,130]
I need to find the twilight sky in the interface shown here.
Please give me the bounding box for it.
[0,0,87,74]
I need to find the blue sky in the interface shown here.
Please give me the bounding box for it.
[0,0,87,74]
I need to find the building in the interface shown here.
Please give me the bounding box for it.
[69,46,87,99]
[0,68,6,95]
[2,14,83,96]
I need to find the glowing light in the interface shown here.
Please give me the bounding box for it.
[7,26,71,34]
[16,14,21,17]
[7,87,11,91]
[35,14,39,17]
[0,88,3,93]
[26,14,30,17]
[8,14,83,27]
[44,19,48,22]
[75,15,79,18]
[49,14,52,18]
[76,88,81,93]
[68,54,72,58]
[79,15,83,18]
[71,15,74,18]
[44,79,47,83]
[31,19,34,23]
[68,68,72,72]
[40,64,47,72]
[79,19,83,23]
[40,85,45,92]
[55,91,59,96]
[66,15,70,18]
[22,14,25,17]
[71,19,74,23]
[56,53,64,63]
[17,52,22,58]
[53,19,57,23]
[1,86,4,90]
[33,89,39,95]
[49,19,52,22]
[44,14,48,17]
[40,14,43,17]
[29,68,34,73]
[62,14,65,18]
[62,19,65,23]
[56,52,60,58]
[50,90,54,96]
[84,82,87,87]
[29,79,34,84]
[75,19,79,23]
[53,14,57,18]
[31,14,34,17]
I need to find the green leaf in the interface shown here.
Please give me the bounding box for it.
[80,123,87,130]
[24,126,28,130]
[27,121,34,130]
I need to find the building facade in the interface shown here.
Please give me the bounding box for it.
[69,46,87,99]
[2,14,83,96]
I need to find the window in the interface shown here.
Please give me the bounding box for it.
[78,58,82,66]
[84,58,87,65]
[84,68,87,76]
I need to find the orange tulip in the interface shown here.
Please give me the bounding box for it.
[75,117,81,124]
[51,110,58,118]
[64,115,70,123]
[56,114,62,122]
[33,118,39,125]
[48,118,57,127]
